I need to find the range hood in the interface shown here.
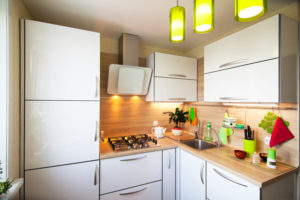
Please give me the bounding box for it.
[107,33,152,95]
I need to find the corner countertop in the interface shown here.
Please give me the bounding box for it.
[100,135,297,187]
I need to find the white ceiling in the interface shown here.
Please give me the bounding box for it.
[24,0,297,52]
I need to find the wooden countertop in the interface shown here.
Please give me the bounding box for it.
[100,136,297,187]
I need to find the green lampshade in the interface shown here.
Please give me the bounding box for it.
[170,6,185,43]
[235,0,267,22]
[194,0,214,34]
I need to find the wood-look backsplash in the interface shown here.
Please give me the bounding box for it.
[100,52,182,137]
[184,58,299,167]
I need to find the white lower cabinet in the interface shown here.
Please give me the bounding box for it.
[163,149,176,200]
[179,149,206,200]
[100,181,162,200]
[206,163,260,200]
[25,160,99,200]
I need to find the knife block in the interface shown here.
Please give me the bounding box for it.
[243,139,256,157]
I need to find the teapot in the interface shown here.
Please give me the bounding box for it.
[152,126,166,138]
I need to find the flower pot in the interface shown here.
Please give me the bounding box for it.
[172,128,183,136]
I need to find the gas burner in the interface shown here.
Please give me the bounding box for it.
[108,134,158,152]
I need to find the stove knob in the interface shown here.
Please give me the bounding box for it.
[133,143,137,149]
[143,143,149,148]
[139,144,143,149]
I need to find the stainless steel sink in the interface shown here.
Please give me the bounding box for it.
[181,139,217,150]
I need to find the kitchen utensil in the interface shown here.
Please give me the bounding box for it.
[192,108,198,126]
[153,126,166,138]
[243,139,256,157]
[234,150,246,159]
[259,153,267,162]
[270,117,294,147]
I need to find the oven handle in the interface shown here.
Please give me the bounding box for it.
[120,155,147,161]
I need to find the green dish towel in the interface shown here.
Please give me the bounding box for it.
[189,108,195,123]
[219,127,233,144]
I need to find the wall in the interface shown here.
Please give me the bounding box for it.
[186,2,300,58]
[184,59,299,167]
[8,0,31,180]
[100,53,182,137]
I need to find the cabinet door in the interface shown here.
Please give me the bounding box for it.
[100,151,162,194]
[25,101,99,170]
[155,78,197,102]
[180,149,206,200]
[163,149,175,200]
[101,181,161,200]
[204,59,279,102]
[155,52,197,79]
[25,161,99,200]
[24,20,100,100]
[207,163,260,200]
[204,15,279,73]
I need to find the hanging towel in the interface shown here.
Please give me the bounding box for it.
[192,108,198,126]
[219,127,233,144]
[270,117,294,147]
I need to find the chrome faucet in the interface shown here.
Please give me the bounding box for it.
[212,128,221,148]
[194,120,201,139]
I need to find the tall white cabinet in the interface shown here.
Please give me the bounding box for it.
[20,19,100,200]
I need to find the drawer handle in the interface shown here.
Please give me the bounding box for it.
[168,74,187,78]
[168,152,171,169]
[213,168,248,187]
[168,98,186,101]
[120,155,147,161]
[219,59,248,68]
[119,186,147,195]
[94,120,99,142]
[200,163,204,184]
[95,76,99,98]
[94,164,98,185]
[219,97,248,101]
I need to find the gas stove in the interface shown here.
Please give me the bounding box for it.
[108,134,159,151]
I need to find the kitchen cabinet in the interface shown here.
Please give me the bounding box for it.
[207,163,260,200]
[204,14,298,103]
[100,151,162,194]
[25,161,99,200]
[163,149,176,200]
[25,101,100,170]
[24,19,100,101]
[146,52,197,102]
[179,149,206,200]
[101,181,161,200]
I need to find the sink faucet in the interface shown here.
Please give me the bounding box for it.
[194,120,201,139]
[212,128,221,148]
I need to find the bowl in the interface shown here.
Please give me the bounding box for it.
[260,153,268,162]
[234,150,247,159]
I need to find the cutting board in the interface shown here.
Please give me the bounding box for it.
[165,131,195,141]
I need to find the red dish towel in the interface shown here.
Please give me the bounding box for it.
[270,117,294,147]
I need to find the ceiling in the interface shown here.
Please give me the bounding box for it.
[24,0,297,52]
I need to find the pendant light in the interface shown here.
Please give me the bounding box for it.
[235,0,267,22]
[194,0,214,34]
[170,0,185,43]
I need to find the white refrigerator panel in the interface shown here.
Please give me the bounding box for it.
[24,20,100,100]
[25,101,99,170]
[25,161,99,200]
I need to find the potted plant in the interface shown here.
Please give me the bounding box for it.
[0,161,12,196]
[163,107,189,136]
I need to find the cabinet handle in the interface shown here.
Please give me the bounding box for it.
[219,59,248,68]
[94,164,98,185]
[95,76,99,98]
[119,186,147,195]
[219,97,248,101]
[168,152,171,169]
[120,155,147,161]
[200,163,204,184]
[213,168,248,187]
[168,98,186,101]
[94,120,99,142]
[168,74,187,78]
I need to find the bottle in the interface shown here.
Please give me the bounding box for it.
[204,122,213,141]
[251,152,260,165]
[267,148,276,169]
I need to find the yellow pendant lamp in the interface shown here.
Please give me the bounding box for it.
[170,0,185,43]
[235,0,267,22]
[194,0,214,34]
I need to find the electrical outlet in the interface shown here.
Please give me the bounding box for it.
[265,136,271,145]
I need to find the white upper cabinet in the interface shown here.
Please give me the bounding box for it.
[146,52,197,102]
[204,14,298,103]
[155,52,197,79]
[24,20,100,101]
[204,15,279,74]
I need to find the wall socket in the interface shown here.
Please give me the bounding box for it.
[265,136,271,145]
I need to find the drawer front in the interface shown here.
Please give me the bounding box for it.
[100,151,162,194]
[155,52,197,80]
[101,181,161,200]
[155,77,197,102]
[207,163,260,200]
